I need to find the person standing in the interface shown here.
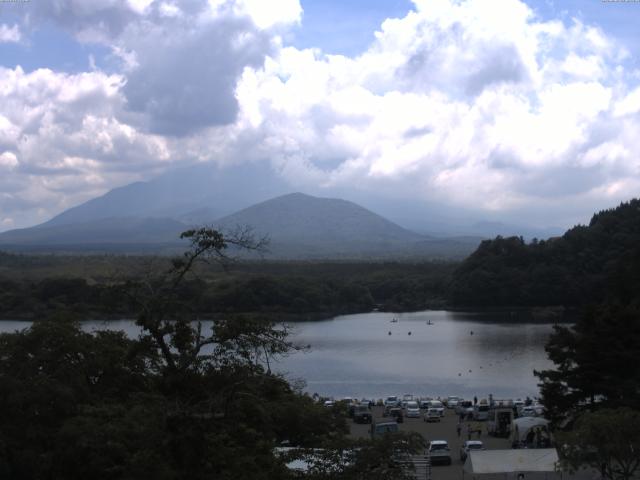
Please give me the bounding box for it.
[473,396,478,405]
[456,422,462,438]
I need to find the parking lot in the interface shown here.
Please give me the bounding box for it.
[349,406,512,480]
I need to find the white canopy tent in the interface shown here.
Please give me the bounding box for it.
[511,417,551,447]
[463,449,560,480]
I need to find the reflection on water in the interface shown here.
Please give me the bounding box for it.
[0,311,556,399]
[275,310,556,399]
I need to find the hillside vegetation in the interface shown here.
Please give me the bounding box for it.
[449,199,640,307]
[0,256,454,320]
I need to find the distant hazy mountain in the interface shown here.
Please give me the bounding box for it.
[43,162,290,227]
[215,193,480,259]
[0,217,189,252]
[0,190,482,258]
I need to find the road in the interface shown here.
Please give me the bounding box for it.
[349,406,512,480]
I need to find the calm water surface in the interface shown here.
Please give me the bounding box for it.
[0,310,556,399]
[275,310,556,399]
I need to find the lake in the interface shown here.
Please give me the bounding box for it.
[276,310,557,400]
[0,310,557,400]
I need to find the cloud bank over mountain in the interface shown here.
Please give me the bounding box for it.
[0,0,639,231]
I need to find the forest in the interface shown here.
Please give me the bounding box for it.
[449,199,640,308]
[2,200,640,320]
[0,255,454,320]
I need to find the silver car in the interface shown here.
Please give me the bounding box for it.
[460,440,484,462]
[429,440,452,465]
[405,401,421,418]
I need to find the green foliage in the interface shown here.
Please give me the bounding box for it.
[559,408,640,480]
[535,304,640,426]
[0,319,150,478]
[0,228,359,479]
[450,198,640,307]
[0,258,455,320]
[294,432,426,480]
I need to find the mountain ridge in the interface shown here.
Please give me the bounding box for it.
[0,191,482,259]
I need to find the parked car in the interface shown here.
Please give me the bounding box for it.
[404,401,421,418]
[353,405,373,424]
[401,394,415,408]
[428,440,452,465]
[533,404,545,416]
[419,398,433,409]
[473,399,490,421]
[456,400,473,416]
[459,440,484,462]
[384,396,400,408]
[446,396,461,408]
[429,400,445,417]
[360,398,374,408]
[388,407,404,423]
[370,421,399,439]
[424,408,441,422]
[323,400,335,408]
[513,399,525,416]
[519,406,536,417]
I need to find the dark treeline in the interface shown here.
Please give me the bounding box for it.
[0,258,455,320]
[531,202,640,479]
[449,199,640,307]
[0,229,425,479]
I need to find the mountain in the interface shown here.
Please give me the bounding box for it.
[0,191,482,258]
[42,162,290,228]
[215,193,480,259]
[215,192,421,257]
[0,217,189,252]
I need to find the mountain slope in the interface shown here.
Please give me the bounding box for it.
[0,217,189,252]
[215,193,477,258]
[218,192,424,242]
[0,190,481,258]
[43,162,289,227]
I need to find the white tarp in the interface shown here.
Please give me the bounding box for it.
[463,449,559,474]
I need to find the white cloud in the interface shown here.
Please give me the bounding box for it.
[614,86,640,117]
[0,152,18,169]
[2,0,640,231]
[226,0,639,220]
[0,24,21,43]
[0,66,172,227]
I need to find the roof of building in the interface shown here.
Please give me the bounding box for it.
[463,449,559,474]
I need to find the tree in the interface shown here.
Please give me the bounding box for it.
[294,432,426,480]
[559,408,640,480]
[0,317,150,479]
[0,227,353,479]
[535,304,640,426]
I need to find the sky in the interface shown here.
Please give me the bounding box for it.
[1,0,640,232]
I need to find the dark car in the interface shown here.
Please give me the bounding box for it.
[388,407,404,423]
[353,405,373,424]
